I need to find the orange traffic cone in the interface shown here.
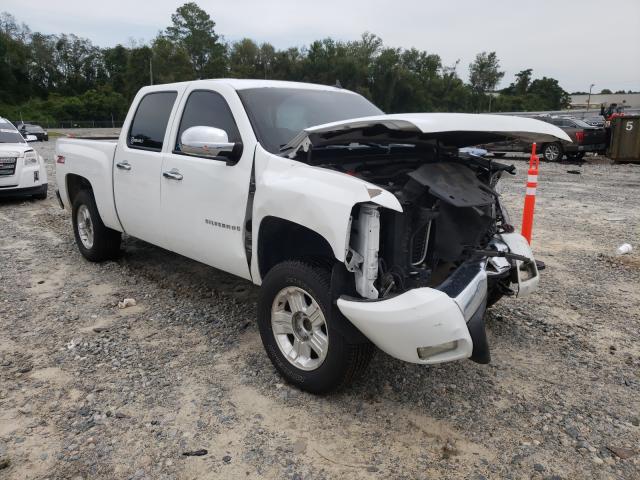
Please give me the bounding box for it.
[521,143,539,244]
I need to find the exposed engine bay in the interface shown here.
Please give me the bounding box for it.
[297,141,518,300]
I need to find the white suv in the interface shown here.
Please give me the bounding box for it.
[0,117,48,199]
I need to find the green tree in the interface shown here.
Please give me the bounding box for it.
[258,43,276,79]
[103,45,129,93]
[496,71,570,111]
[269,47,304,81]
[165,2,226,78]
[125,46,153,99]
[600,88,612,94]
[0,6,576,122]
[151,36,193,84]
[505,69,532,96]
[229,38,260,78]
[468,51,504,111]
[528,77,570,109]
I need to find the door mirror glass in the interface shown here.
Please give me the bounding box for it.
[180,126,242,163]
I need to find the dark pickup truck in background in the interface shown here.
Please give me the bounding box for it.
[15,123,49,142]
[482,116,607,161]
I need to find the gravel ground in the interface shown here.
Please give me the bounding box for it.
[1,138,639,480]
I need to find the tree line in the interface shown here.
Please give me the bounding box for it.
[0,2,573,124]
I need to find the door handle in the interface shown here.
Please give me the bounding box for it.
[163,168,183,181]
[116,161,131,171]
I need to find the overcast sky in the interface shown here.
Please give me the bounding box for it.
[3,0,639,93]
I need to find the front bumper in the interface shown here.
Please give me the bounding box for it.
[0,184,47,197]
[0,160,48,195]
[336,232,538,364]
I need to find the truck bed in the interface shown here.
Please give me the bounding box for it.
[55,137,122,231]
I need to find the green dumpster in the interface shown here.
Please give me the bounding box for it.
[609,115,640,163]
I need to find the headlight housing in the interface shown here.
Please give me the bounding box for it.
[23,150,38,166]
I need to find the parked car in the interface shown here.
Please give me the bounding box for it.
[55,79,569,393]
[482,115,607,161]
[0,117,48,199]
[583,116,605,128]
[16,122,49,141]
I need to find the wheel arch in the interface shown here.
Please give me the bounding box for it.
[257,216,337,280]
[65,173,123,232]
[66,173,93,206]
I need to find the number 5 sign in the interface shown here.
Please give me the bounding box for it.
[626,121,634,131]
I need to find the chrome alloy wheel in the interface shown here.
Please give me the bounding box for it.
[271,286,329,371]
[544,144,560,161]
[76,204,94,249]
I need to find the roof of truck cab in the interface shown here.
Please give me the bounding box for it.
[145,79,355,93]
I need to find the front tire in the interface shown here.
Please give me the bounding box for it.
[541,142,563,162]
[257,260,373,394]
[72,189,121,262]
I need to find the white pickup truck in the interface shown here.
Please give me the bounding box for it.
[55,79,569,393]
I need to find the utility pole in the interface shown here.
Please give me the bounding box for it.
[149,57,153,85]
[586,83,595,111]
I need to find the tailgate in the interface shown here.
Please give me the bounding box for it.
[583,128,607,145]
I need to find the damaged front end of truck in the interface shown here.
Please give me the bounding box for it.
[280,113,570,365]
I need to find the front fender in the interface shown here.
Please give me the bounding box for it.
[251,145,401,283]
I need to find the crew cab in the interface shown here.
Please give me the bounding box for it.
[0,117,48,199]
[55,80,569,393]
[483,115,605,161]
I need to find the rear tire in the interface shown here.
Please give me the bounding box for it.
[541,142,563,162]
[257,260,374,394]
[72,189,121,262]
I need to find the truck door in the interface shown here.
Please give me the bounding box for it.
[160,85,256,280]
[114,90,180,247]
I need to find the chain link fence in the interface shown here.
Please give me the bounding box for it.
[17,119,124,129]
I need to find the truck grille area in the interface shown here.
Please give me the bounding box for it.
[0,157,17,176]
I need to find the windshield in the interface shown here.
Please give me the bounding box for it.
[237,87,383,154]
[0,122,25,143]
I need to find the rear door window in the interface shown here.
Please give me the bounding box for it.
[128,91,178,151]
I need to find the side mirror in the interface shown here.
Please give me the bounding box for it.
[180,126,242,164]
[25,134,38,142]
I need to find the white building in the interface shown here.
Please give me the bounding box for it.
[570,92,640,110]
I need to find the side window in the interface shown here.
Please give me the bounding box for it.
[175,90,241,152]
[128,91,177,151]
